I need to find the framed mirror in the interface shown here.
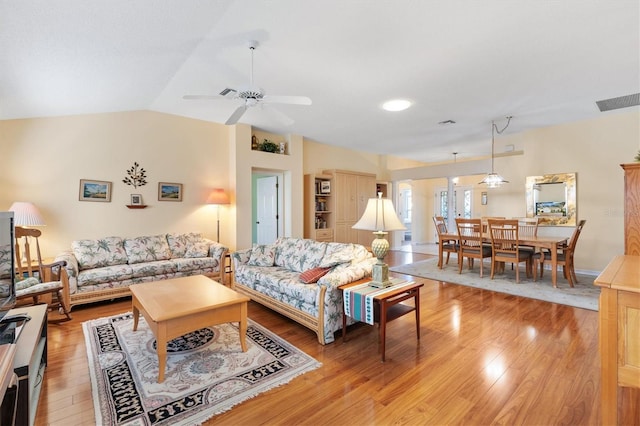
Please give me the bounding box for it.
[526,172,576,226]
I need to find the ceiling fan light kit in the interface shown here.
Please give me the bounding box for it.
[183,40,311,126]
[479,116,512,188]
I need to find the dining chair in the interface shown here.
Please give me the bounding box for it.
[456,218,492,277]
[433,216,458,267]
[516,217,540,266]
[481,216,505,233]
[533,219,587,287]
[14,226,72,322]
[488,219,532,283]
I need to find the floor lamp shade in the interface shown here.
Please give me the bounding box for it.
[352,194,405,287]
[8,202,45,226]
[207,189,230,242]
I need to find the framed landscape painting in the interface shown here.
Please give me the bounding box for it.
[158,182,183,202]
[79,179,112,202]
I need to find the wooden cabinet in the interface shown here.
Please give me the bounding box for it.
[304,174,334,242]
[324,170,376,245]
[595,255,640,425]
[622,163,640,255]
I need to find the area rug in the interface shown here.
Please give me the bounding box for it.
[83,313,321,426]
[390,258,600,311]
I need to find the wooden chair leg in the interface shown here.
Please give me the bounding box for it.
[445,252,450,265]
[50,289,72,323]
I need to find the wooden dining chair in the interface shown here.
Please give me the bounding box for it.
[456,218,492,277]
[533,219,587,287]
[488,219,533,283]
[481,216,505,233]
[14,227,72,322]
[433,216,458,267]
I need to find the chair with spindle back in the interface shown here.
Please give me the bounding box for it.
[533,220,586,287]
[433,216,458,268]
[488,219,533,283]
[456,218,492,277]
[14,226,71,322]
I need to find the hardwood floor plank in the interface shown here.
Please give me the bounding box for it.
[31,250,632,425]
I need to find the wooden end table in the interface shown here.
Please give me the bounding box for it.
[340,280,423,362]
[130,275,249,383]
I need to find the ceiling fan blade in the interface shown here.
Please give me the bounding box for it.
[225,105,247,125]
[183,95,225,100]
[219,88,237,97]
[261,95,312,106]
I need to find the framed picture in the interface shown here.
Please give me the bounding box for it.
[130,194,143,205]
[320,180,331,194]
[79,179,112,202]
[158,182,183,202]
[481,192,488,205]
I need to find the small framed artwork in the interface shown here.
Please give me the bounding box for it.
[130,194,143,205]
[481,192,488,205]
[79,179,112,202]
[158,182,183,202]
[320,180,331,194]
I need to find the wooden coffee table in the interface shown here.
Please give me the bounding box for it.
[130,275,250,383]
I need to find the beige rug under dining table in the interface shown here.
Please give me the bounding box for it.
[438,232,568,287]
[130,275,250,383]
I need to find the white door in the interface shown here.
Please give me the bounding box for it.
[256,175,279,244]
[435,186,473,233]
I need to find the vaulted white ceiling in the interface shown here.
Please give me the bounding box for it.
[1,0,638,163]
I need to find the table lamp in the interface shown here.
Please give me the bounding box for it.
[207,189,230,242]
[352,193,405,288]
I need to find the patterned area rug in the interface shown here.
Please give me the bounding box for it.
[390,258,600,311]
[83,313,321,425]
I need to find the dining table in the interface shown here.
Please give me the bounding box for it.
[437,232,569,287]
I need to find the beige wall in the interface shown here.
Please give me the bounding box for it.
[1,111,231,256]
[2,109,637,273]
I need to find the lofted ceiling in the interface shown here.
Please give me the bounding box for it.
[1,0,639,163]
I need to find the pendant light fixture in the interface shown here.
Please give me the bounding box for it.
[479,116,512,188]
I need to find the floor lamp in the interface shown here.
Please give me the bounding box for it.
[207,189,230,242]
[352,193,405,288]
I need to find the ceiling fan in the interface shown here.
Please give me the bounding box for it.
[183,40,312,125]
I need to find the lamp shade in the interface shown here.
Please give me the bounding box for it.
[8,202,45,226]
[206,188,230,205]
[352,195,405,232]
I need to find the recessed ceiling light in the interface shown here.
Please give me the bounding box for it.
[382,99,412,112]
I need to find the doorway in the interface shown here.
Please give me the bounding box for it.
[435,185,473,235]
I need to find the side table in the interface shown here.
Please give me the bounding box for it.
[340,280,423,362]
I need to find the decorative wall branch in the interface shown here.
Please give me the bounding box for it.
[123,162,148,188]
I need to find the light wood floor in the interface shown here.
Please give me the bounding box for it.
[33,251,636,425]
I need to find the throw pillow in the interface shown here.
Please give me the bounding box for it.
[299,266,332,284]
[247,244,276,266]
[184,240,210,258]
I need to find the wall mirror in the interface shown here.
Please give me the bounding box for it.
[525,172,576,226]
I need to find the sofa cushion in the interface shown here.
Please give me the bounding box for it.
[274,238,327,272]
[172,257,219,273]
[319,243,361,268]
[129,260,176,278]
[124,234,172,264]
[299,266,332,284]
[77,264,134,287]
[167,232,203,258]
[72,237,128,270]
[184,240,210,258]
[248,244,276,266]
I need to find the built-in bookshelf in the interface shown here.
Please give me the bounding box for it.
[304,174,334,242]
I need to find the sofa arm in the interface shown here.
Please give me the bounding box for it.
[317,258,375,289]
[231,248,252,270]
[54,250,79,295]
[204,239,228,270]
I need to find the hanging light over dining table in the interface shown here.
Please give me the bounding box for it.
[479,116,512,188]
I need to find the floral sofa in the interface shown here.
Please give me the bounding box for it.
[54,233,228,310]
[232,237,375,345]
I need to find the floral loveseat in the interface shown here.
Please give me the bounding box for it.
[232,237,375,345]
[55,233,228,310]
